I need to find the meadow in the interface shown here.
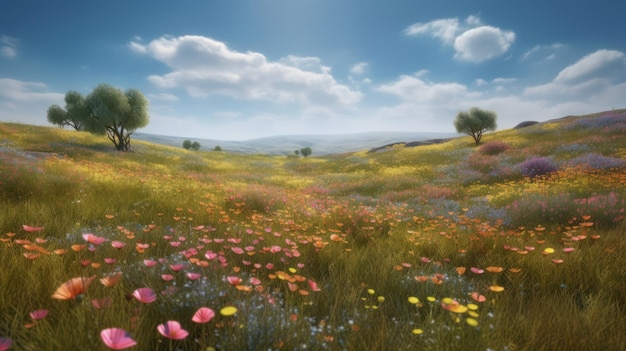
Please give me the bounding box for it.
[1,110,626,350]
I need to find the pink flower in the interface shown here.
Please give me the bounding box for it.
[157,320,189,340]
[83,233,106,245]
[132,287,156,303]
[186,273,201,281]
[0,337,12,351]
[101,328,137,349]
[192,307,216,323]
[161,274,174,281]
[226,276,242,286]
[22,225,44,232]
[111,241,126,249]
[169,264,184,272]
[29,309,49,320]
[143,259,157,267]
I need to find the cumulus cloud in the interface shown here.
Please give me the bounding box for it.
[1,35,18,58]
[405,16,514,62]
[129,35,361,107]
[350,62,368,75]
[453,26,515,62]
[376,74,480,105]
[0,78,64,125]
[524,49,626,98]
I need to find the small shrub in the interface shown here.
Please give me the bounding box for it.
[519,156,558,178]
[479,141,510,155]
[467,153,501,173]
[569,153,625,170]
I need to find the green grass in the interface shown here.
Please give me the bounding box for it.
[1,110,626,350]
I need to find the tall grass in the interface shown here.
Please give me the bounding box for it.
[1,110,626,350]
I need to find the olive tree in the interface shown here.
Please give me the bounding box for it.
[47,84,149,151]
[454,107,497,145]
[83,84,149,151]
[47,91,88,131]
[300,147,312,157]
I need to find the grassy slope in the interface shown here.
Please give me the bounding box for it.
[0,110,626,350]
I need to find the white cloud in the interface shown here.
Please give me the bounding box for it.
[524,49,626,99]
[554,49,625,83]
[405,16,514,62]
[376,74,480,104]
[350,62,368,75]
[522,43,564,61]
[474,78,488,87]
[1,35,18,58]
[454,26,515,62]
[129,35,361,107]
[147,93,179,102]
[0,78,64,125]
[492,77,516,84]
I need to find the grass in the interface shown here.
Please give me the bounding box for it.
[1,109,626,350]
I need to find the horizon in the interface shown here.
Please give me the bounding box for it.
[1,1,625,140]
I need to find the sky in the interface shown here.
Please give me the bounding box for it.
[1,1,626,140]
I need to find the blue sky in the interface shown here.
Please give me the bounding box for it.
[1,1,626,140]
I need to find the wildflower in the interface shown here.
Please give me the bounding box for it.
[132,287,156,303]
[52,276,96,300]
[101,328,137,350]
[157,321,189,340]
[192,307,215,323]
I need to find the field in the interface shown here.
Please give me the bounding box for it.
[1,110,626,350]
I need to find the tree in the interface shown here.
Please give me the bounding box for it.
[83,84,149,151]
[190,141,200,151]
[47,84,149,151]
[183,140,192,150]
[300,147,312,157]
[454,107,497,145]
[47,91,88,130]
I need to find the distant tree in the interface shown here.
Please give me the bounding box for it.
[454,107,497,145]
[191,141,201,151]
[47,84,149,151]
[183,140,192,150]
[214,145,222,151]
[294,150,300,156]
[300,147,312,157]
[47,91,88,130]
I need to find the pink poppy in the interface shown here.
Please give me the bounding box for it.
[226,276,242,286]
[132,287,156,303]
[470,267,484,274]
[169,264,184,272]
[143,259,157,267]
[100,328,137,349]
[192,307,216,323]
[231,247,244,255]
[157,321,189,340]
[83,233,107,245]
[29,309,49,320]
[186,273,201,281]
[308,279,322,291]
[111,241,126,249]
[0,337,12,351]
[161,274,174,281]
[22,225,44,232]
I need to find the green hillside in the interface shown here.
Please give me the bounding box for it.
[1,110,626,350]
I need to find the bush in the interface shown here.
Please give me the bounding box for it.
[568,153,625,170]
[478,141,510,155]
[519,157,558,178]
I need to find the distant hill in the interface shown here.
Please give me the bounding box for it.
[133,131,458,155]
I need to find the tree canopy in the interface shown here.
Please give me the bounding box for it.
[453,107,497,145]
[47,84,149,151]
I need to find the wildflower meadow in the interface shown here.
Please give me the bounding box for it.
[1,110,626,350]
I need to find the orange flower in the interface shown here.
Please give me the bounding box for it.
[52,276,96,300]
